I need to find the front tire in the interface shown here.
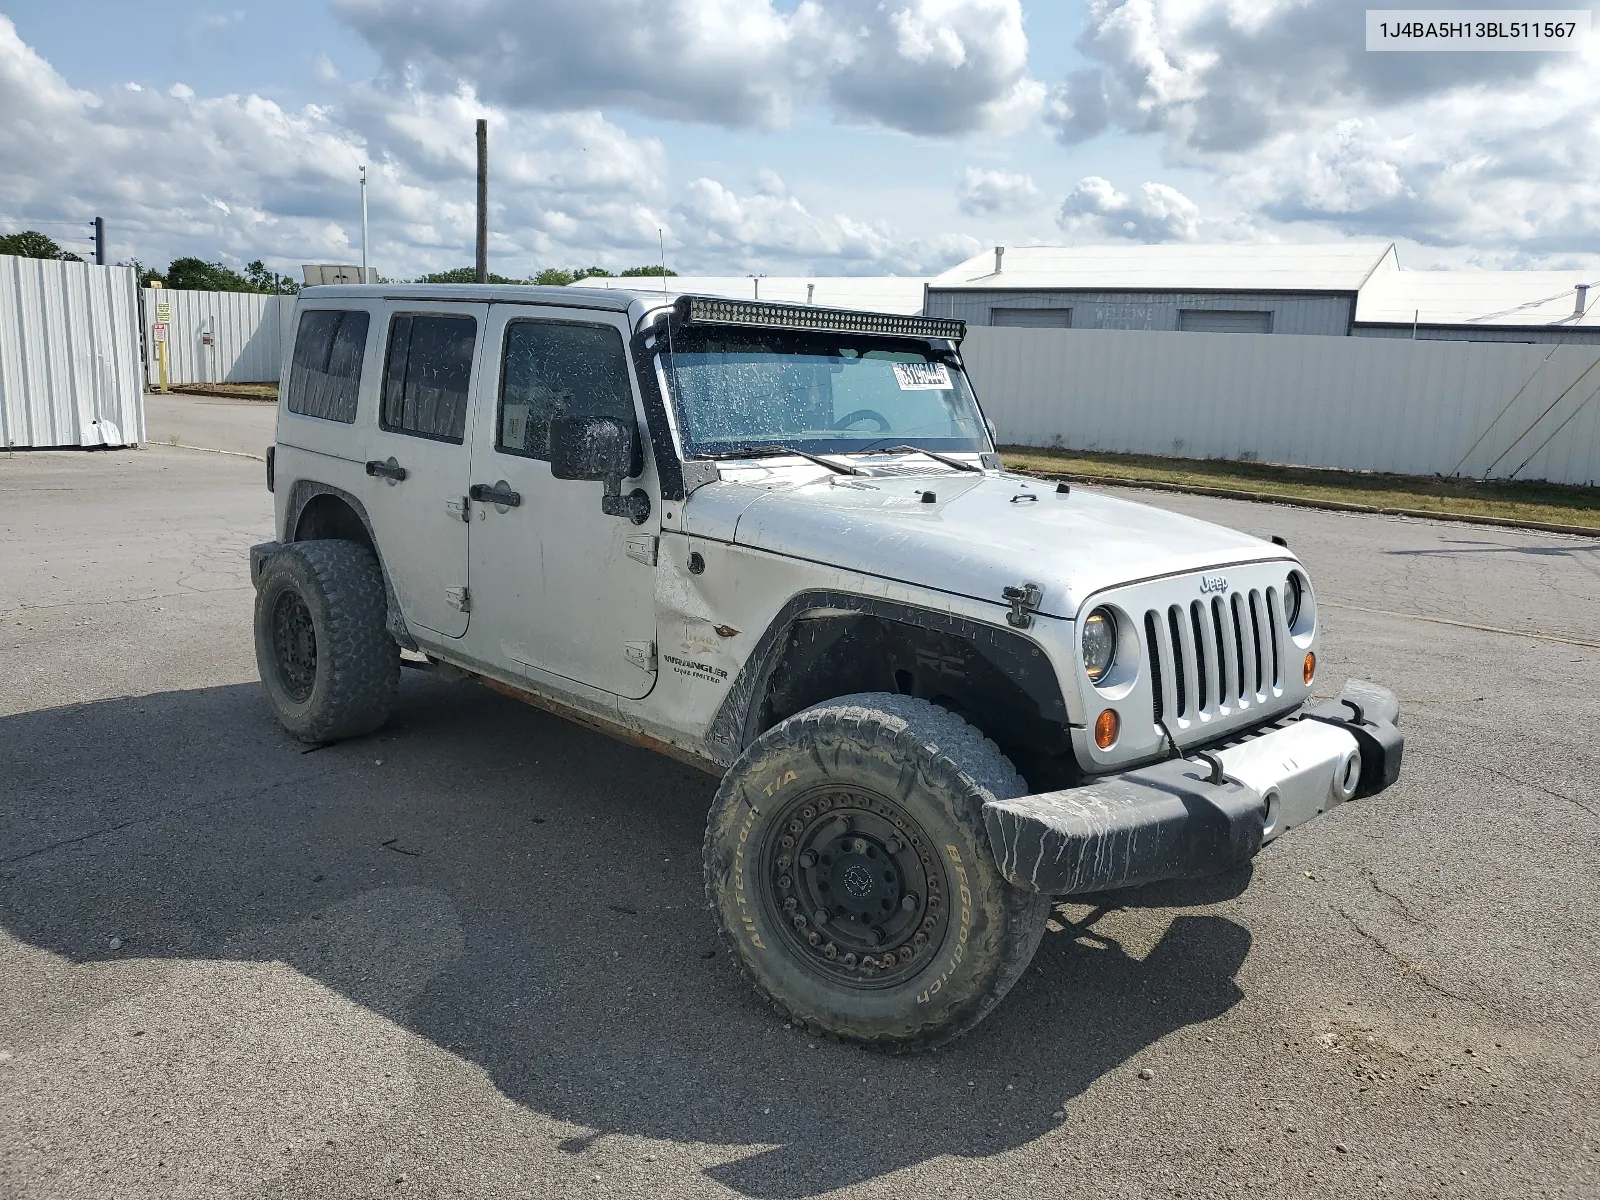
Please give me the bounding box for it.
[703,693,1052,1051]
[253,540,399,743]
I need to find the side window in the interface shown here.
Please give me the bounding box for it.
[380,314,478,443]
[497,320,635,460]
[286,309,369,423]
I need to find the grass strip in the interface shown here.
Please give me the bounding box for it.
[170,383,279,402]
[1000,446,1600,534]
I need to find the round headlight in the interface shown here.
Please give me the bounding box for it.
[1285,572,1304,628]
[1082,607,1117,684]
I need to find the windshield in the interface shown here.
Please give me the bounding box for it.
[659,326,990,458]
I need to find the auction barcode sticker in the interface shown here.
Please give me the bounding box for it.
[892,362,953,391]
[1367,10,1590,50]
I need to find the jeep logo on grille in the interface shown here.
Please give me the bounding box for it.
[1199,574,1230,595]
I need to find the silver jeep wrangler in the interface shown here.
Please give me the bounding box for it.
[251,284,1403,1049]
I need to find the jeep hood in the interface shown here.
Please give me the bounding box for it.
[685,471,1288,620]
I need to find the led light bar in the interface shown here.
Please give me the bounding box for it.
[675,295,965,342]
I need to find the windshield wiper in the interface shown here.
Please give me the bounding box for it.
[851,444,983,473]
[701,445,866,476]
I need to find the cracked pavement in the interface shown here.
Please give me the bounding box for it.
[1,406,1597,1199]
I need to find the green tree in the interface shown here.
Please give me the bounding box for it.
[244,260,300,294]
[0,230,83,261]
[164,257,258,292]
[618,265,677,277]
[533,267,575,286]
[122,258,166,287]
[414,266,524,284]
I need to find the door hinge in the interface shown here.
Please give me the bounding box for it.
[625,535,658,567]
[1001,582,1043,629]
[445,496,470,523]
[624,640,656,671]
[446,586,471,613]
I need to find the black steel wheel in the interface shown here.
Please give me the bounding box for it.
[763,787,946,989]
[704,693,1053,1051]
[253,540,399,743]
[270,589,318,702]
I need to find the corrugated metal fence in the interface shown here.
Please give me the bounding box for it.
[962,327,1600,486]
[142,288,295,387]
[0,255,144,448]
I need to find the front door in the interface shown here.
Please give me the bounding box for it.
[362,302,488,639]
[463,305,658,699]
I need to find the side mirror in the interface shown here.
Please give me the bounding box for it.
[549,414,650,524]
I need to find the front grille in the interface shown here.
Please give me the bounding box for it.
[1143,587,1282,726]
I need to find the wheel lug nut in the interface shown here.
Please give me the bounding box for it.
[798,850,817,868]
[866,927,884,946]
[901,893,918,912]
[814,909,830,925]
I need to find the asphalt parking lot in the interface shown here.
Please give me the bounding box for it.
[2,398,1597,1199]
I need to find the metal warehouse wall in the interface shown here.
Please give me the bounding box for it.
[1355,324,1600,346]
[142,288,296,386]
[0,256,144,448]
[927,289,1355,336]
[961,326,1600,486]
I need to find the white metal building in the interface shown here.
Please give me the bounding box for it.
[927,243,1600,345]
[926,243,1396,335]
[569,275,930,315]
[1354,269,1599,344]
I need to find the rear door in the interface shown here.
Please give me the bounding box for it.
[361,302,488,639]
[462,304,658,699]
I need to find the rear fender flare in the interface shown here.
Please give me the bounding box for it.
[280,479,414,650]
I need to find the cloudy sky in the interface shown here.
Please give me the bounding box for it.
[2,1,1597,280]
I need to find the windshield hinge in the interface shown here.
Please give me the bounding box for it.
[1001,583,1043,629]
[624,640,657,671]
[445,586,471,613]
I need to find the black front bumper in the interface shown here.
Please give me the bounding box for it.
[983,681,1404,896]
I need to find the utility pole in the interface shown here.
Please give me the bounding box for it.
[92,216,105,265]
[359,165,369,282]
[475,119,488,284]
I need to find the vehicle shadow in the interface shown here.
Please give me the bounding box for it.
[0,676,1252,1198]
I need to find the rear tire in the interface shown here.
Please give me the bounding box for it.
[703,693,1051,1051]
[254,540,399,743]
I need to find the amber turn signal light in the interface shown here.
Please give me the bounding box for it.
[1094,708,1120,749]
[1303,652,1316,684]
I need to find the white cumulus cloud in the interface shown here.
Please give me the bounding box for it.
[672,174,981,273]
[1057,176,1202,242]
[332,0,1042,136]
[1048,0,1600,263]
[0,16,986,278]
[956,167,1043,215]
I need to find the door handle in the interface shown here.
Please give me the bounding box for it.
[365,458,408,482]
[469,482,522,508]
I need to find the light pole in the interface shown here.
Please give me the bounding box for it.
[360,165,369,281]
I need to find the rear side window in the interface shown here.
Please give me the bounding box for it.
[498,320,635,460]
[286,310,369,423]
[380,314,478,443]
